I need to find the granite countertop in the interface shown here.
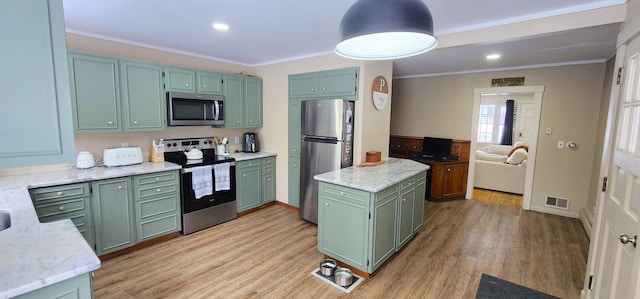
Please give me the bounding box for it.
[314,158,430,192]
[227,151,277,161]
[0,162,181,298]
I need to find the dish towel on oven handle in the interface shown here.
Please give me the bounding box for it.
[192,165,213,199]
[214,162,231,191]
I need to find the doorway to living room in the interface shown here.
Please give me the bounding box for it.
[467,86,545,210]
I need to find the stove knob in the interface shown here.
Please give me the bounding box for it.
[172,143,177,147]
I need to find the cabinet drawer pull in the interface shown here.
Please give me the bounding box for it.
[267,178,271,181]
[58,206,65,211]
[118,185,123,190]
[322,87,326,91]
[311,88,315,92]
[293,149,297,153]
[185,83,190,87]
[156,177,160,181]
[108,121,113,125]
[402,198,407,202]
[325,202,329,206]
[243,174,246,177]
[133,120,138,125]
[156,188,161,192]
[293,164,297,168]
[237,120,241,124]
[57,191,63,196]
[340,192,344,196]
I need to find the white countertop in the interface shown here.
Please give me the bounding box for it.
[314,158,430,192]
[0,162,181,298]
[227,151,277,161]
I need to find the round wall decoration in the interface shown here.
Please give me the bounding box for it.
[371,76,389,110]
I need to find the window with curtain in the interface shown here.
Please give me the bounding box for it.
[477,101,507,143]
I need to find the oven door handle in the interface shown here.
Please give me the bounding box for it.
[182,162,235,173]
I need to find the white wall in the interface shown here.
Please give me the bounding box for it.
[391,63,609,217]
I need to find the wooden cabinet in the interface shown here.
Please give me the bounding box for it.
[0,0,76,169]
[389,135,471,201]
[317,171,426,274]
[92,177,135,255]
[30,183,95,249]
[69,53,165,132]
[289,67,359,99]
[132,171,181,242]
[68,53,121,132]
[237,156,276,212]
[120,60,165,131]
[223,74,263,128]
[288,157,301,208]
[14,273,92,299]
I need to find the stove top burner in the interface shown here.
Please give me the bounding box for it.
[162,137,234,168]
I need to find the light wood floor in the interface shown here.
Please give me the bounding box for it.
[93,200,589,298]
[473,188,524,207]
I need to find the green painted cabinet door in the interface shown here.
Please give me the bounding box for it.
[397,179,416,250]
[317,182,369,271]
[164,67,195,92]
[413,173,426,233]
[121,60,165,131]
[262,157,276,203]
[14,273,92,299]
[0,0,76,169]
[68,53,121,132]
[318,68,358,97]
[288,101,302,157]
[370,185,398,272]
[197,71,223,95]
[92,177,135,255]
[133,171,181,242]
[288,157,301,207]
[289,73,318,97]
[244,77,263,128]
[237,160,262,212]
[223,74,244,128]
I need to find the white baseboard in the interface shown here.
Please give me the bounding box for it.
[579,208,593,239]
[529,206,579,218]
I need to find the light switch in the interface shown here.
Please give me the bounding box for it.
[235,136,240,144]
[557,140,564,149]
[545,128,553,135]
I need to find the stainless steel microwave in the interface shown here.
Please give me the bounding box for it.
[167,91,224,127]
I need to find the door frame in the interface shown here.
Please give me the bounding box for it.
[466,85,544,210]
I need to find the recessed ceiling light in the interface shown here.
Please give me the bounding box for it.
[212,23,229,31]
[486,54,501,60]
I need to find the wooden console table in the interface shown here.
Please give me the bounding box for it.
[389,135,471,201]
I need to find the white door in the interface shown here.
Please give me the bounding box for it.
[516,101,535,144]
[591,35,640,298]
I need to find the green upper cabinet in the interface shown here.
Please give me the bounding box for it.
[288,101,302,157]
[289,67,359,99]
[0,0,76,168]
[224,75,263,128]
[223,74,244,128]
[121,60,165,131]
[164,67,196,92]
[197,71,223,95]
[244,77,263,128]
[68,53,121,132]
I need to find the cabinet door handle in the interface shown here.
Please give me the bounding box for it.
[322,87,326,91]
[156,188,161,192]
[57,191,63,196]
[156,177,160,181]
[236,120,241,124]
[447,168,451,172]
[402,198,406,202]
[311,88,315,92]
[58,206,65,211]
[325,202,329,206]
[108,121,113,125]
[293,149,297,153]
[118,185,123,190]
[185,83,190,87]
[243,174,246,177]
[133,120,138,125]
[340,192,344,196]
[293,164,297,168]
[203,84,207,89]
[249,120,253,123]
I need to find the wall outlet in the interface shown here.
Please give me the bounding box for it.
[557,140,564,149]
[545,128,553,135]
[235,136,240,144]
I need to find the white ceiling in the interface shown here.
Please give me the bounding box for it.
[62,0,627,78]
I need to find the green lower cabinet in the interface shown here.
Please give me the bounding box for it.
[14,273,92,299]
[133,170,181,242]
[413,174,426,233]
[237,159,263,212]
[288,157,301,207]
[92,177,135,255]
[318,170,427,274]
[262,157,276,203]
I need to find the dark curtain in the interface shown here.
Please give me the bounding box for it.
[500,99,515,145]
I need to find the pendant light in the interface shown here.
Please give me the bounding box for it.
[335,0,438,60]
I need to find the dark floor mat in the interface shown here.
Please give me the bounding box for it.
[475,273,560,299]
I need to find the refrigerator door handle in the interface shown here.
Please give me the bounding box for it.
[302,136,339,143]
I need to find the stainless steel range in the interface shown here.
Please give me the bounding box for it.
[163,137,236,234]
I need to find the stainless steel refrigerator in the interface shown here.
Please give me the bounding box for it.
[300,99,354,224]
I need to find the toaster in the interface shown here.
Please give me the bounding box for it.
[103,147,143,167]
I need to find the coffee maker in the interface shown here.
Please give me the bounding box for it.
[242,132,259,153]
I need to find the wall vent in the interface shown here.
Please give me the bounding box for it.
[546,196,569,209]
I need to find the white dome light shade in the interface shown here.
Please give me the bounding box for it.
[335,0,437,60]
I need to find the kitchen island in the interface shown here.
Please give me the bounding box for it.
[314,158,429,276]
[0,162,180,298]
